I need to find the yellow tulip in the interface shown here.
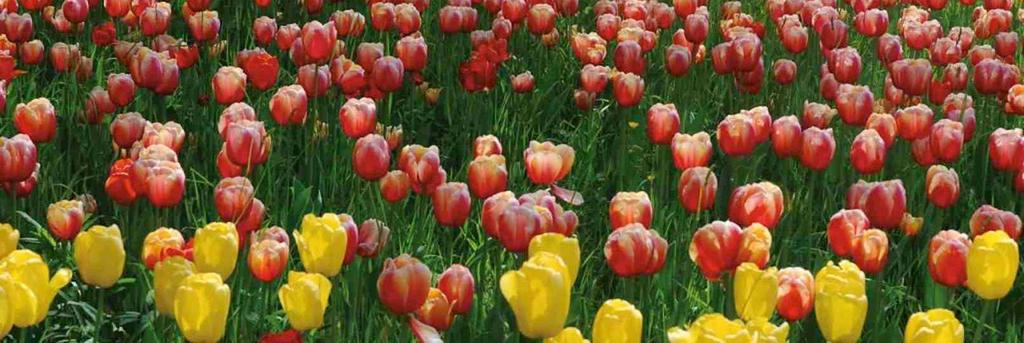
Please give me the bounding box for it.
[746,318,790,343]
[0,249,71,327]
[666,326,694,343]
[174,273,230,343]
[193,222,240,280]
[904,308,964,343]
[500,251,571,339]
[0,276,10,337]
[279,271,331,331]
[528,233,580,285]
[593,299,643,343]
[294,213,349,277]
[0,223,18,259]
[685,313,751,342]
[814,260,867,343]
[545,327,590,343]
[733,262,778,321]
[154,256,196,317]
[73,225,125,288]
[966,230,1019,300]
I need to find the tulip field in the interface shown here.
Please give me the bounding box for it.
[3,0,1024,341]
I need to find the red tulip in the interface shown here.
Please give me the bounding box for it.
[928,119,964,163]
[776,267,814,321]
[356,219,390,258]
[49,42,81,74]
[523,141,574,186]
[239,49,279,91]
[895,104,934,141]
[801,102,836,129]
[393,4,421,35]
[850,129,887,174]
[433,182,472,228]
[912,136,938,167]
[106,73,136,108]
[609,191,653,229]
[684,13,709,43]
[218,103,257,135]
[223,120,270,167]
[268,85,307,126]
[928,230,970,287]
[380,170,411,203]
[677,166,717,213]
[339,98,377,139]
[799,127,835,171]
[495,202,541,252]
[717,114,757,156]
[890,58,932,96]
[372,56,404,93]
[780,23,808,54]
[875,34,904,66]
[969,205,1021,240]
[275,24,300,51]
[47,200,85,241]
[645,103,680,145]
[519,190,578,236]
[988,128,1022,172]
[605,224,668,277]
[670,132,712,170]
[834,84,873,126]
[399,145,443,194]
[91,21,117,47]
[297,64,330,98]
[574,89,595,110]
[827,47,861,84]
[770,115,802,158]
[474,135,503,157]
[925,165,959,209]
[140,4,170,37]
[929,38,962,66]
[104,158,138,205]
[612,72,644,107]
[846,179,906,229]
[212,66,247,105]
[852,228,888,275]
[371,2,395,31]
[571,32,607,65]
[396,34,428,73]
[61,0,89,23]
[511,72,535,93]
[689,220,743,281]
[943,63,970,91]
[301,20,336,62]
[3,13,33,44]
[19,40,44,65]
[248,226,289,282]
[526,4,556,35]
[108,113,147,150]
[142,121,186,152]
[866,112,897,148]
[186,10,219,42]
[993,31,1018,58]
[353,134,391,181]
[468,155,508,199]
[14,97,57,143]
[827,209,869,258]
[214,177,253,222]
[818,72,839,102]
[772,59,796,84]
[378,254,432,315]
[728,182,784,230]
[481,191,516,238]
[438,264,474,315]
[252,16,277,46]
[854,8,888,37]
[579,64,610,93]
[974,58,1018,95]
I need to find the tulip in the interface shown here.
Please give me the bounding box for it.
[214,177,254,222]
[238,50,279,91]
[300,21,336,63]
[268,85,307,126]
[248,227,289,282]
[142,121,186,152]
[142,227,185,270]
[904,309,964,343]
[689,221,743,281]
[799,127,836,171]
[728,182,784,230]
[0,134,37,184]
[415,288,455,331]
[523,141,575,185]
[468,155,508,199]
[827,209,869,258]
[212,66,247,105]
[988,128,1022,172]
[372,56,405,93]
[223,119,270,167]
[772,59,796,85]
[510,72,535,93]
[928,230,970,288]
[278,271,331,331]
[174,273,230,342]
[969,205,1021,240]
[380,170,411,203]
[592,299,642,343]
[827,47,861,84]
[895,104,935,141]
[929,119,964,163]
[612,72,644,107]
[472,135,502,157]
[574,89,595,110]
[500,252,571,339]
[966,230,1019,300]
[643,103,681,145]
[665,45,692,77]
[379,125,403,151]
[73,225,125,288]
[733,263,778,321]
[19,40,44,66]
[0,250,73,327]
[866,112,897,148]
[670,132,712,170]
[770,115,802,158]
[377,254,432,314]
[337,98,379,140]
[495,203,542,252]
[432,182,472,228]
[435,264,474,316]
[677,167,717,213]
[546,327,589,343]
[14,97,57,143]
[835,85,873,126]
[296,64,330,98]
[140,5,171,36]
[105,73,136,108]
[579,64,610,93]
[852,228,888,275]
[356,219,390,258]
[0,224,17,259]
[850,129,887,174]
[736,223,772,269]
[847,179,907,230]
[193,222,240,280]
[109,112,147,150]
[926,165,960,209]
[399,144,443,194]
[609,192,653,229]
[718,114,757,156]
[352,134,391,181]
[776,267,814,321]
[252,16,277,46]
[395,34,428,73]
[143,160,186,208]
[47,200,85,241]
[605,224,668,277]
[815,260,867,343]
[186,10,220,42]
[147,255,197,318]
[295,213,351,277]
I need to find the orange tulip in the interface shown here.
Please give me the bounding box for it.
[929,119,964,163]
[353,134,391,181]
[380,170,411,203]
[14,97,57,143]
[776,267,814,321]
[928,230,970,287]
[969,205,1021,240]
[523,141,575,186]
[47,200,85,241]
[737,223,772,269]
[646,103,680,145]
[678,167,717,213]
[852,228,889,275]
[670,132,711,170]
[238,49,279,91]
[300,20,336,62]
[728,182,784,230]
[612,72,644,107]
[142,121,186,153]
[432,182,471,228]
[268,85,307,126]
[468,155,508,199]
[142,227,185,270]
[415,288,455,331]
[377,254,432,314]
[438,264,475,315]
[925,165,960,209]
[213,177,254,222]
[186,10,219,42]
[605,223,668,277]
[689,220,743,281]
[252,16,277,46]
[771,115,802,158]
[248,226,289,282]
[828,209,869,258]
[609,191,653,229]
[339,98,377,139]
[850,129,887,174]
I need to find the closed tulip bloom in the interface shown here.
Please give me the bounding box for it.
[142,227,185,269]
[380,170,411,203]
[186,10,220,42]
[301,21,336,62]
[799,127,835,171]
[47,200,85,241]
[174,273,230,343]
[546,327,589,343]
[395,34,428,73]
[671,132,712,170]
[399,144,443,193]
[520,190,579,236]
[528,233,580,286]
[495,203,542,252]
[110,112,148,150]
[353,134,391,181]
[904,309,964,343]
[969,205,1021,239]
[214,177,254,222]
[372,56,405,93]
[279,271,331,331]
[645,103,680,145]
[142,121,186,152]
[929,119,964,163]
[850,129,887,174]
[966,230,1019,299]
[609,192,652,229]
[835,84,873,126]
[770,116,802,158]
[605,224,668,277]
[296,64,331,98]
[295,213,349,277]
[891,59,932,96]
[580,64,610,93]
[926,165,960,209]
[0,249,72,327]
[827,209,869,258]
[852,228,889,275]
[224,120,270,167]
[728,182,784,230]
[73,225,125,288]
[153,256,196,317]
[252,17,277,46]
[107,73,136,107]
[689,221,743,281]
[500,251,571,339]
[468,155,508,199]
[249,227,289,282]
[895,105,935,141]
[815,260,867,343]
[718,114,757,156]
[0,224,18,259]
[433,182,471,228]
[737,224,772,269]
[474,135,503,157]
[438,264,475,315]
[269,85,308,126]
[928,230,970,288]
[14,97,57,143]
[524,141,575,185]
[866,112,897,148]
[612,72,644,107]
[377,254,432,314]
[776,267,814,321]
[239,49,280,91]
[194,222,240,280]
[801,102,836,129]
[511,72,536,93]
[733,263,778,321]
[676,167,717,213]
[988,128,1022,172]
[592,299,642,343]
[0,134,38,183]
[339,98,377,139]
[847,179,907,230]
[356,219,390,258]
[144,161,186,208]
[212,66,246,105]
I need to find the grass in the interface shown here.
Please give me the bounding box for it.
[0,0,1022,341]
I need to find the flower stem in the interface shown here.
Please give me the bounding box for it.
[971,300,996,343]
[95,287,105,340]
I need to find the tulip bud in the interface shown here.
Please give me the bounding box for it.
[0,224,18,260]
[339,98,377,139]
[852,228,889,275]
[467,155,508,199]
[511,72,536,93]
[353,134,391,181]
[689,220,743,281]
[14,97,57,143]
[301,21,337,62]
[377,254,432,314]
[717,114,757,156]
[645,103,680,145]
[604,224,668,277]
[609,191,653,229]
[928,230,970,288]
[776,267,814,321]
[925,165,960,209]
[772,59,796,85]
[966,230,1019,300]
[771,115,802,158]
[223,119,270,167]
[248,226,289,282]
[814,260,867,343]
[214,177,254,222]
[74,225,125,288]
[47,199,85,241]
[612,72,644,107]
[193,222,240,280]
[435,264,475,316]
[850,129,887,174]
[278,271,331,331]
[174,273,230,343]
[380,170,411,203]
[728,182,784,230]
[846,179,907,229]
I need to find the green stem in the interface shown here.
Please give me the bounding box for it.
[971,300,996,343]
[95,288,105,340]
